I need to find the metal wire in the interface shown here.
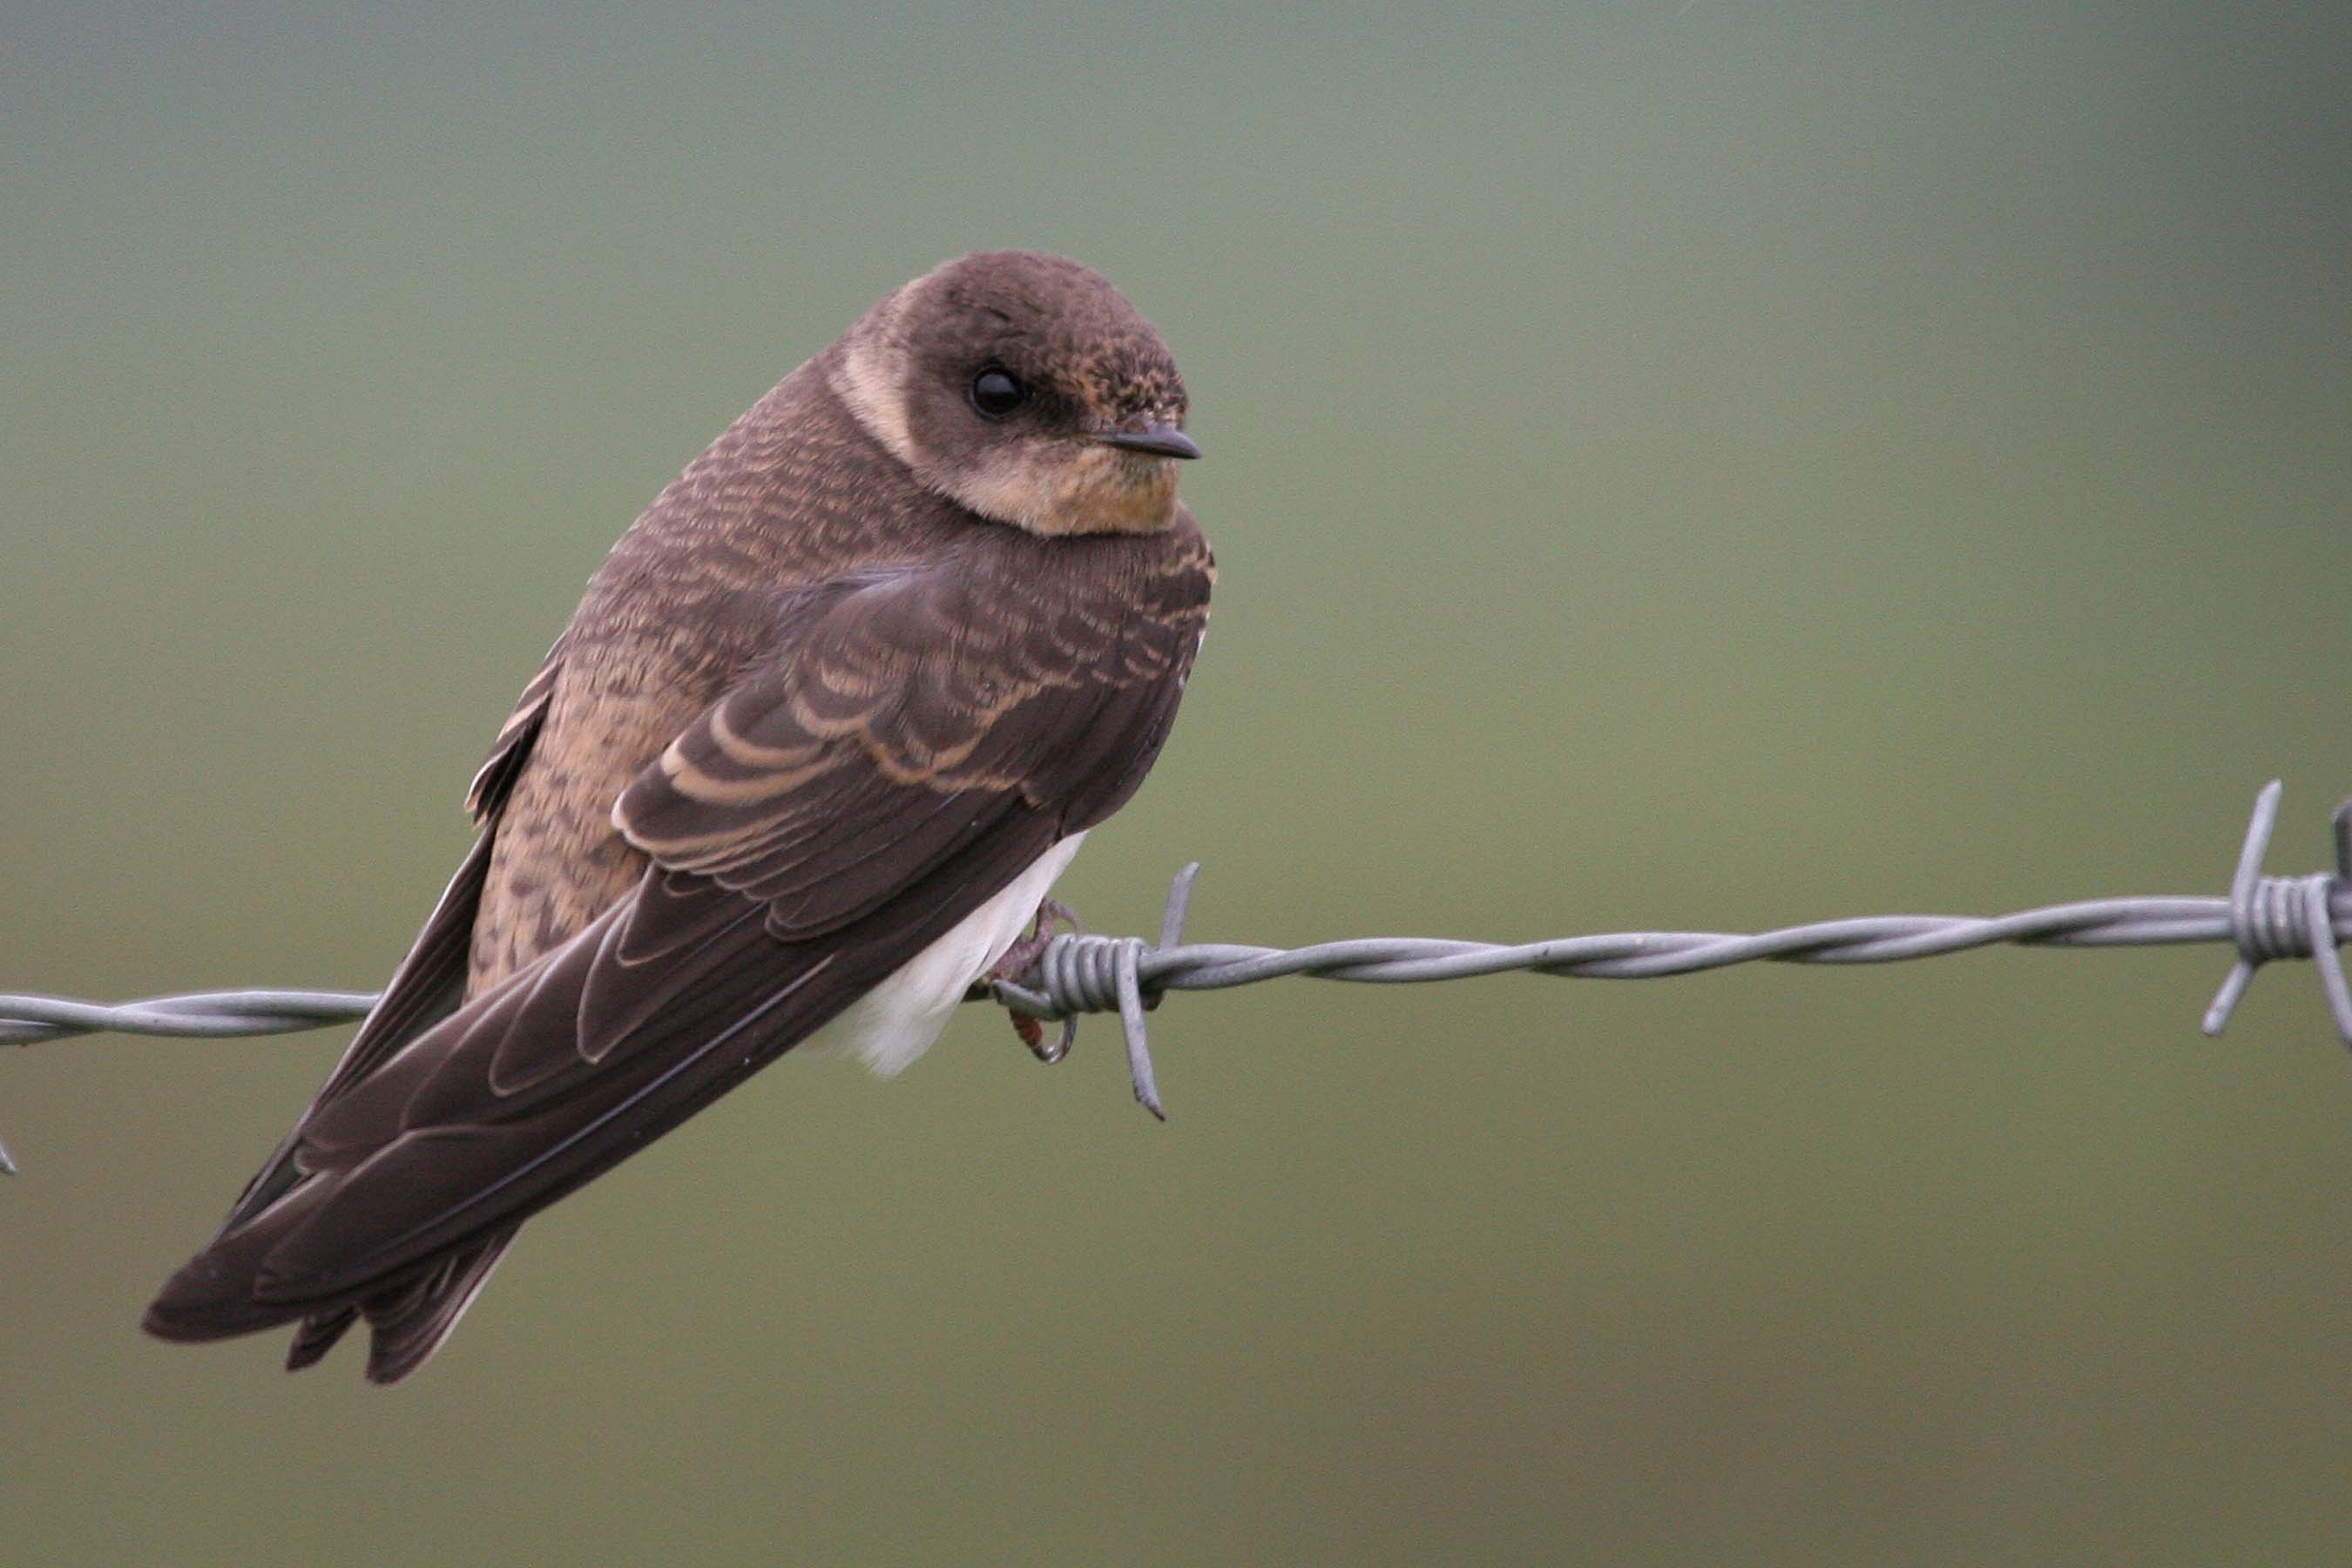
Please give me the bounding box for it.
[5,782,2348,1162]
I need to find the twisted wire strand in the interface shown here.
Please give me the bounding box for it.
[0,990,376,1048]
[6,783,2348,1162]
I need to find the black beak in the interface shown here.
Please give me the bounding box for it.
[1098,423,1203,461]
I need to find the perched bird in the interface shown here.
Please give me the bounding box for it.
[144,251,1214,1383]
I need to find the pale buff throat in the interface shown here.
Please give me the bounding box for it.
[948,439,1179,536]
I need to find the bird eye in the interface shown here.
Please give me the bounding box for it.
[970,368,1027,418]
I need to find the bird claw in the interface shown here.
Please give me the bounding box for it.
[1012,1010,1079,1064]
[989,899,1082,1062]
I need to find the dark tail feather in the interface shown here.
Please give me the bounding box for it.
[150,1220,522,1382]
[284,1306,359,1370]
[360,1226,518,1384]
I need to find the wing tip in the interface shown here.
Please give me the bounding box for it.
[141,1254,302,1345]
[144,1239,503,1386]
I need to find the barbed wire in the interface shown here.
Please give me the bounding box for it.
[5,781,2347,1158]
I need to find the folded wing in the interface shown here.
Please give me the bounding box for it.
[145,529,1210,1360]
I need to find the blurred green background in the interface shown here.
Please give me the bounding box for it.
[4,2,2347,1563]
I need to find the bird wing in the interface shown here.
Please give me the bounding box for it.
[207,634,570,1238]
[148,529,1210,1328]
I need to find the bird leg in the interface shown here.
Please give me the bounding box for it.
[987,898,1081,1062]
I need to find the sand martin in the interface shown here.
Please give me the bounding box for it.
[145,250,1214,1382]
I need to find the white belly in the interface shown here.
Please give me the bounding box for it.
[809,832,1087,1077]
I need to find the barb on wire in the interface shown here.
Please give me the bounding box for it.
[5,782,2348,1166]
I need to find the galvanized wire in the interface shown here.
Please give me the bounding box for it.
[5,782,2348,1157]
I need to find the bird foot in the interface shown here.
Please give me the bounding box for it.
[989,899,1081,1062]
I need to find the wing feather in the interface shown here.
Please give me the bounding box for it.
[207,640,567,1234]
[148,522,1211,1335]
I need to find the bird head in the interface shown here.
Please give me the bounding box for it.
[828,250,1200,536]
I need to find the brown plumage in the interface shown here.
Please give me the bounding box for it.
[145,251,1213,1382]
